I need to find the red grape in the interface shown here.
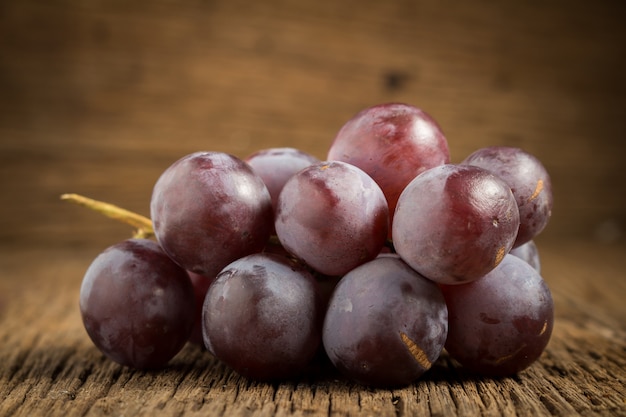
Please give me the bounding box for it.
[202,253,324,381]
[393,164,520,284]
[510,240,541,272]
[79,239,195,369]
[150,151,274,277]
[461,146,553,247]
[275,160,389,276]
[441,254,554,376]
[327,103,449,231]
[245,147,320,211]
[322,256,448,387]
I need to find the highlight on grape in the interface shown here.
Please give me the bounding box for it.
[66,102,554,387]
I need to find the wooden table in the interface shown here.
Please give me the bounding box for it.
[0,243,624,416]
[1,1,625,416]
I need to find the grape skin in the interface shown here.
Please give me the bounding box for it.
[510,240,541,272]
[245,147,321,211]
[202,253,325,381]
[79,239,195,369]
[393,164,520,285]
[275,161,389,276]
[322,256,448,387]
[441,254,554,376]
[150,151,274,277]
[327,103,450,229]
[461,146,553,247]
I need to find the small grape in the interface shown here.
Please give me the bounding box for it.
[441,254,554,376]
[275,161,389,276]
[323,256,448,387]
[150,151,274,277]
[510,240,541,272]
[393,164,520,285]
[202,253,325,381]
[245,147,321,211]
[461,146,553,247]
[79,239,195,369]
[327,103,449,232]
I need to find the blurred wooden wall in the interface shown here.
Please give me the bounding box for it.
[1,0,624,250]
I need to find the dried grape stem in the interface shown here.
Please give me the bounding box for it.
[60,193,155,239]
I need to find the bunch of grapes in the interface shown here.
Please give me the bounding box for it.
[74,102,554,388]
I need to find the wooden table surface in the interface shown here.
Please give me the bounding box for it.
[1,242,625,417]
[1,1,625,416]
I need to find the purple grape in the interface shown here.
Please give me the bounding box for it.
[79,239,195,369]
[327,103,450,231]
[275,160,389,276]
[393,164,520,285]
[461,146,553,247]
[322,256,448,387]
[441,254,554,376]
[244,147,321,211]
[202,253,325,381]
[150,151,274,277]
[510,240,541,272]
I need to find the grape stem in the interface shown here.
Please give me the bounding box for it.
[60,193,155,239]
[60,193,398,258]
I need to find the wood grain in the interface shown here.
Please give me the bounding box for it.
[0,242,624,416]
[1,0,625,249]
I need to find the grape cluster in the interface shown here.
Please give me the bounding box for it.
[78,102,554,387]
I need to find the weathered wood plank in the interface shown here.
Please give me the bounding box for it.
[0,243,624,416]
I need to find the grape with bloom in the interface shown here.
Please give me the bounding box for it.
[79,239,195,369]
[323,255,448,387]
[462,146,553,247]
[327,102,450,233]
[441,254,554,376]
[150,151,274,278]
[275,160,389,276]
[202,253,325,380]
[392,164,520,285]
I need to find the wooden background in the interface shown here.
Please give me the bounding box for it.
[0,1,625,416]
[1,0,625,248]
